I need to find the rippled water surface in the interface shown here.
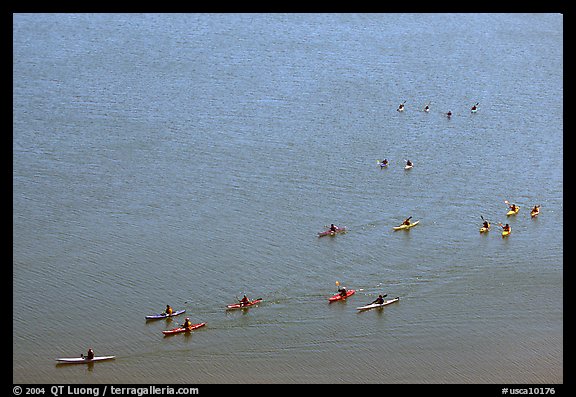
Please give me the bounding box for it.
[13,13,562,383]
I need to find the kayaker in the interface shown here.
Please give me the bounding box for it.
[471,103,478,112]
[371,295,385,304]
[165,305,173,316]
[81,348,94,360]
[380,159,389,167]
[338,285,348,297]
[406,160,413,167]
[424,104,430,112]
[402,216,412,226]
[508,203,518,212]
[240,295,250,306]
[330,224,338,232]
[501,223,511,233]
[531,205,540,214]
[482,220,490,230]
[182,317,193,329]
[446,110,452,118]
[397,101,405,111]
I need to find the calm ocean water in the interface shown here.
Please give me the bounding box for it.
[13,13,562,384]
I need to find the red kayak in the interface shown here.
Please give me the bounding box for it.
[162,322,206,335]
[318,227,347,237]
[328,289,356,302]
[226,298,262,310]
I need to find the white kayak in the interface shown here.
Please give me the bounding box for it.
[56,355,115,364]
[404,164,413,170]
[145,309,186,320]
[357,297,400,311]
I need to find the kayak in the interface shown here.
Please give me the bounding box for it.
[502,230,511,237]
[226,298,262,310]
[145,309,186,320]
[357,297,400,311]
[506,206,520,216]
[531,209,540,218]
[380,163,388,168]
[56,356,115,364]
[479,224,490,233]
[162,322,206,335]
[404,164,413,170]
[329,289,356,302]
[318,227,347,237]
[393,220,420,230]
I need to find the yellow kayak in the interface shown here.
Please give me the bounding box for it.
[393,220,420,230]
[502,229,511,237]
[479,225,490,233]
[506,206,520,216]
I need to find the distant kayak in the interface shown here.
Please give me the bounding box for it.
[56,355,115,364]
[328,289,355,302]
[146,309,186,320]
[318,227,347,237]
[356,297,399,311]
[506,206,520,216]
[226,298,262,310]
[502,230,511,237]
[162,322,206,335]
[393,220,419,230]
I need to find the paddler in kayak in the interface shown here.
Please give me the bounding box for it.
[239,295,250,306]
[182,317,193,329]
[423,103,430,112]
[531,205,541,216]
[500,223,511,234]
[401,216,413,226]
[165,305,173,316]
[330,224,338,232]
[446,110,452,118]
[507,203,519,213]
[81,348,94,360]
[337,285,348,297]
[380,159,389,167]
[471,102,479,112]
[482,220,490,230]
[406,159,413,168]
[397,101,406,112]
[371,294,385,304]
